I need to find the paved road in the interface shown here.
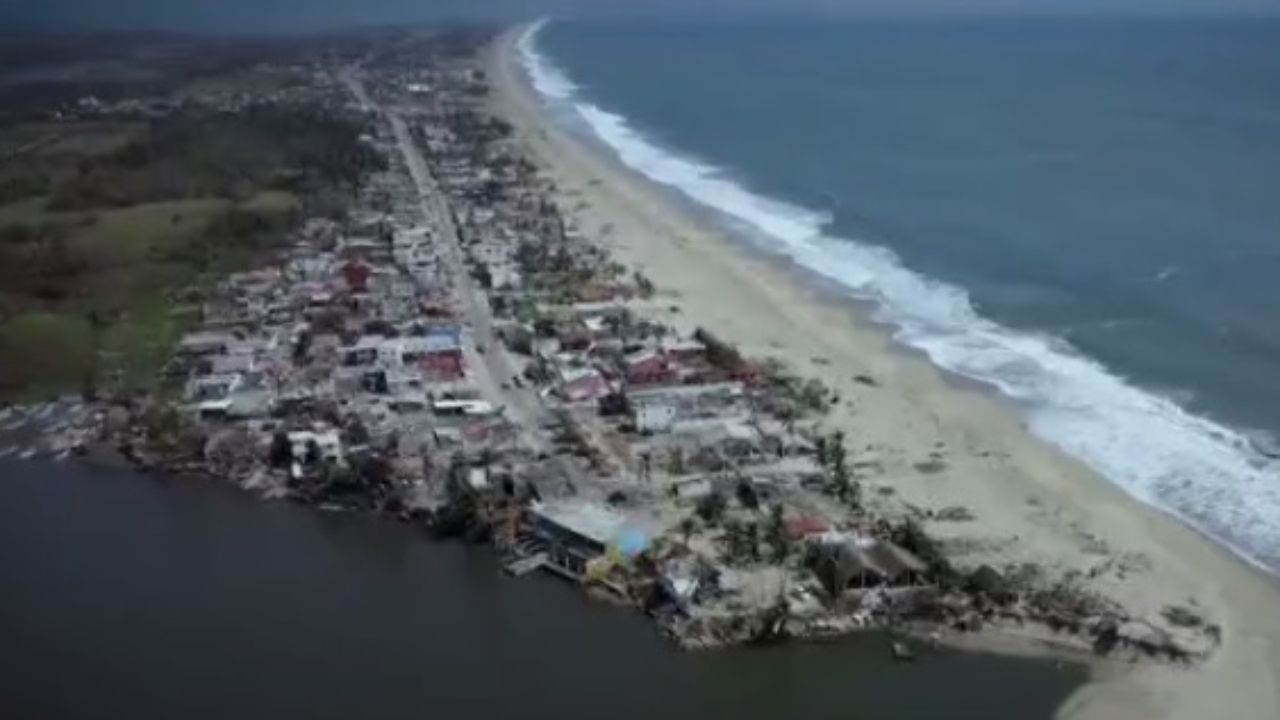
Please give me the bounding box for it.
[341,66,619,496]
[388,114,545,426]
[342,67,551,445]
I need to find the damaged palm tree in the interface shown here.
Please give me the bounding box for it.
[766,504,792,562]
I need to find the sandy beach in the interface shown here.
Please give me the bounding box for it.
[488,26,1280,720]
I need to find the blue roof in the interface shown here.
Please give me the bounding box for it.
[426,324,462,340]
[423,334,461,352]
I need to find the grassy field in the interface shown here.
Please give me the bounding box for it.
[0,120,141,158]
[0,192,297,400]
[0,33,386,402]
[0,120,145,207]
[0,52,378,402]
[0,312,94,400]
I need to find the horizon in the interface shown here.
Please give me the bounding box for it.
[6,0,1280,36]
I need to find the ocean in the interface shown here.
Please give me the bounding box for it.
[519,16,1280,573]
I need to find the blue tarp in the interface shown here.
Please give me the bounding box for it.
[614,528,650,557]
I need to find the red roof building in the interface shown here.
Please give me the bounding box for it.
[624,350,675,386]
[341,260,372,293]
[786,515,830,540]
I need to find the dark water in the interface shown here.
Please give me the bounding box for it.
[527,17,1280,573]
[0,460,1083,719]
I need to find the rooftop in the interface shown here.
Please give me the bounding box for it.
[531,499,652,556]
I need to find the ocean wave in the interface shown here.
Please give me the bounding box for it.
[516,20,577,101]
[515,23,1280,574]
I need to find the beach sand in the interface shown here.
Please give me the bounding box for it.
[486,27,1280,720]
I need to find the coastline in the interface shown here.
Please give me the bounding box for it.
[488,24,1280,720]
[0,455,1089,720]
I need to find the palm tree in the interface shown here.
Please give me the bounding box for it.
[744,521,761,563]
[667,447,685,476]
[766,504,791,562]
[678,516,697,546]
[722,518,744,563]
[829,431,851,502]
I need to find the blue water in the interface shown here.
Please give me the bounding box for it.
[519,17,1280,573]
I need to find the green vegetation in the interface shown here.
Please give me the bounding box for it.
[0,194,296,399]
[47,104,381,211]
[815,431,861,509]
[97,292,184,393]
[0,312,94,399]
[0,71,384,400]
[0,120,144,205]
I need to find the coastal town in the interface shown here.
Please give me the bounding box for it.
[0,27,1222,667]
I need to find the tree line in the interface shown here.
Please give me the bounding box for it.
[48,103,386,211]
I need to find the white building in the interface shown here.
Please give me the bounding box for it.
[633,398,678,433]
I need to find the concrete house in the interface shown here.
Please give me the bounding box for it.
[633,397,678,433]
[623,349,673,386]
[557,366,610,403]
[525,500,651,579]
[177,331,236,357]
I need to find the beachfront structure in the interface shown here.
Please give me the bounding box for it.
[627,382,749,435]
[661,337,707,363]
[624,349,675,386]
[812,536,929,592]
[675,419,767,467]
[524,500,651,579]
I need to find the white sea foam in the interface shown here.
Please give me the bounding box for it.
[515,23,1280,574]
[516,20,577,101]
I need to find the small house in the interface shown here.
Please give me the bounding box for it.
[186,373,243,402]
[341,260,372,293]
[206,353,258,376]
[662,338,707,363]
[177,331,235,358]
[812,537,929,593]
[421,334,465,380]
[432,399,497,418]
[557,366,610,403]
[623,349,673,386]
[341,336,382,367]
[633,397,678,434]
[287,428,344,466]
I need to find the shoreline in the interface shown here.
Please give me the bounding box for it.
[0,456,1089,720]
[489,24,1280,720]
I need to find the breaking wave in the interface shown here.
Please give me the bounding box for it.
[515,22,1280,575]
